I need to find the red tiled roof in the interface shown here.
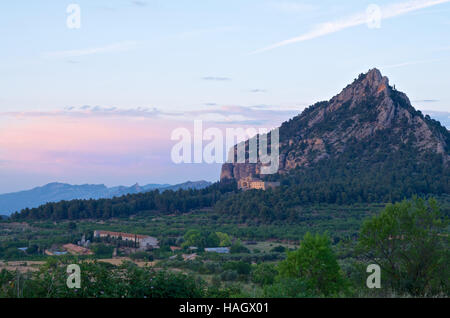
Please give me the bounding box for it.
[97,230,149,239]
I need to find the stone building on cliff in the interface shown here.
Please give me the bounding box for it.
[237,176,280,191]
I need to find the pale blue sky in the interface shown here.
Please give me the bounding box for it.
[0,0,449,192]
[1,0,449,112]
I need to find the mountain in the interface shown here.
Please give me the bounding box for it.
[162,180,213,191]
[106,183,170,197]
[0,181,211,215]
[220,68,449,199]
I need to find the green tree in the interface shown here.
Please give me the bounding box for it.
[183,230,220,248]
[278,232,347,296]
[206,232,220,247]
[67,221,77,231]
[263,278,310,298]
[91,244,114,258]
[1,259,204,298]
[251,263,277,286]
[183,229,202,248]
[230,240,250,254]
[358,197,449,296]
[223,261,251,275]
[216,232,232,247]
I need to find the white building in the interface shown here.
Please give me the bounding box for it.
[94,230,159,249]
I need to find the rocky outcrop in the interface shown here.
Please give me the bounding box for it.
[220,163,260,181]
[220,68,450,182]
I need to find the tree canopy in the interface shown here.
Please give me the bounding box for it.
[358,197,449,296]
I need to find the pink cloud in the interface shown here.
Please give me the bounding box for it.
[0,116,175,174]
[0,104,296,190]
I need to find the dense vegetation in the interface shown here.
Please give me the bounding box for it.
[358,198,449,296]
[10,181,235,221]
[215,75,450,221]
[0,259,206,298]
[1,197,448,298]
[216,148,449,221]
[10,147,449,223]
[2,201,392,263]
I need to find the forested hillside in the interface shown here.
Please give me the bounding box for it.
[10,182,235,221]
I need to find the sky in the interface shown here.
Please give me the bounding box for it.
[0,0,449,193]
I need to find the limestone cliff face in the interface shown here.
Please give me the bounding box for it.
[220,68,450,182]
[220,163,260,182]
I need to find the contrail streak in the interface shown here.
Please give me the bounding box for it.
[250,0,450,54]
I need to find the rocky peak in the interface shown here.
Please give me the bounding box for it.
[331,68,390,107]
[365,68,385,85]
[221,68,450,182]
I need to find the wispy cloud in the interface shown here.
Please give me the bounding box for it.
[1,105,163,119]
[0,103,304,187]
[413,99,440,103]
[43,41,137,59]
[249,89,268,93]
[130,0,147,7]
[181,104,300,125]
[251,0,450,54]
[202,76,232,81]
[383,57,447,68]
[0,104,301,126]
[66,60,80,64]
[0,115,176,180]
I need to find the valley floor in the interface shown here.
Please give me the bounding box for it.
[1,195,449,298]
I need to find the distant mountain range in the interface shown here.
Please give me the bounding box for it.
[0,180,212,215]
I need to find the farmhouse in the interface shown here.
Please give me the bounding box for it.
[204,247,230,254]
[237,177,280,191]
[94,230,159,249]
